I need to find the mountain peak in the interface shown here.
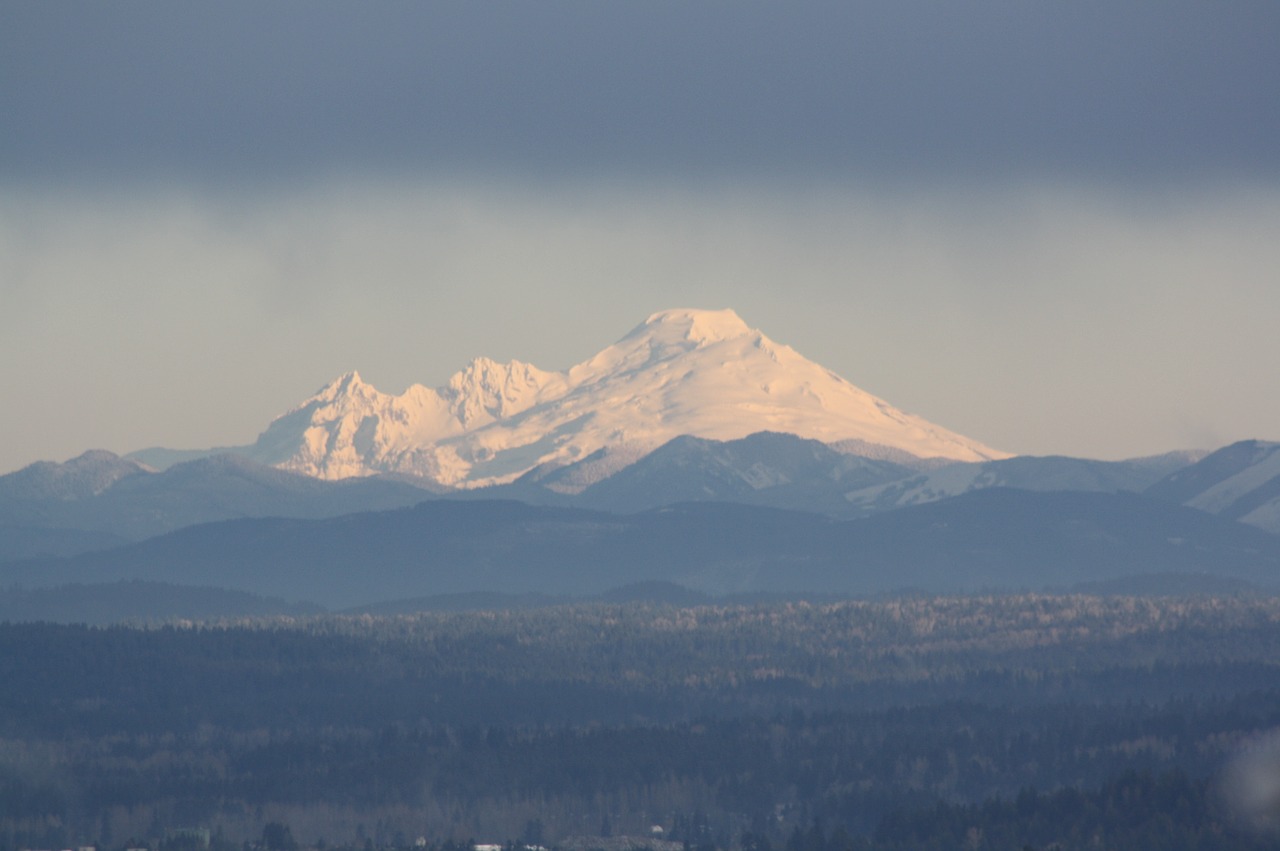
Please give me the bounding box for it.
[636,308,752,345]
[1,449,149,501]
[318,369,364,392]
[312,370,381,405]
[448,356,527,389]
[445,357,562,426]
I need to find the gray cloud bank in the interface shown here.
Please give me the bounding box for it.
[3,1,1278,184]
[3,2,1278,474]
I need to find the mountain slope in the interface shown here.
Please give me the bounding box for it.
[1145,440,1280,534]
[133,308,1007,488]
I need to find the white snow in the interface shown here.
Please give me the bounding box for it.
[247,308,1011,486]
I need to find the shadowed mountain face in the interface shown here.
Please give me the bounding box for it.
[7,489,1278,610]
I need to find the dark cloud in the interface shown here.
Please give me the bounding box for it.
[3,1,1278,184]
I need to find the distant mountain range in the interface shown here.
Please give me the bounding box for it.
[1,309,1277,621]
[4,434,1256,560]
[6,488,1279,612]
[2,430,1278,563]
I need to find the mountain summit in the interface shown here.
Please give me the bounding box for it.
[176,309,1009,486]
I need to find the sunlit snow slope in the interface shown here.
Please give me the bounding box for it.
[244,309,1009,486]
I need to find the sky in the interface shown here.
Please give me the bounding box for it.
[2,1,1279,474]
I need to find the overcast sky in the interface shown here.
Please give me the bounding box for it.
[2,1,1278,473]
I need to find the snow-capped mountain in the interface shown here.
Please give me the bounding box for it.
[149,309,1010,487]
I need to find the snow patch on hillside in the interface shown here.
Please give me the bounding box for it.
[1186,443,1280,515]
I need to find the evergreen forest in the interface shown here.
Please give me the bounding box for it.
[3,594,1279,851]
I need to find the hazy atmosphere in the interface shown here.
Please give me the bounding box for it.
[3,1,1278,473]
